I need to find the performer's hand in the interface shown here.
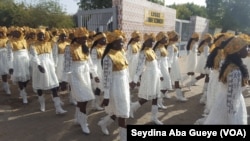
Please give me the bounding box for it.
[160,77,164,81]
[9,69,13,75]
[94,77,100,83]
[136,82,140,87]
[38,65,45,73]
[129,82,136,89]
[60,81,67,91]
[90,73,93,79]
[101,99,109,107]
[168,68,171,73]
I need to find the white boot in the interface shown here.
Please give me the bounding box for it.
[93,95,104,111]
[53,97,67,114]
[97,115,114,135]
[79,112,90,134]
[200,83,208,104]
[157,98,167,109]
[182,75,190,84]
[164,91,171,99]
[3,82,11,95]
[21,89,28,104]
[186,76,197,89]
[69,91,77,105]
[175,88,187,101]
[119,127,127,141]
[74,107,80,125]
[151,105,163,125]
[129,101,141,118]
[38,95,45,112]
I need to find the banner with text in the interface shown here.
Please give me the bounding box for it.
[144,9,164,26]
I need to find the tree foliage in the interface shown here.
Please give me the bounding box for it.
[78,0,112,10]
[168,3,207,20]
[148,0,165,6]
[0,0,75,28]
[206,0,250,33]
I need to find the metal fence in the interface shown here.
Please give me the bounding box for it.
[77,7,117,32]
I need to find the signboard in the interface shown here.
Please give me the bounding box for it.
[144,9,164,26]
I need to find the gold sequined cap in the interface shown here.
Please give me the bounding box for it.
[74,27,89,38]
[94,33,106,42]
[0,26,7,36]
[156,31,168,42]
[107,30,125,43]
[167,30,179,40]
[224,36,248,55]
[191,32,199,39]
[131,30,141,39]
[143,33,156,41]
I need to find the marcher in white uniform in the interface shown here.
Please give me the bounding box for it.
[8,27,31,104]
[182,32,199,85]
[97,30,130,141]
[167,31,187,101]
[125,31,141,91]
[153,31,172,109]
[0,26,11,95]
[129,33,164,125]
[89,32,107,111]
[30,28,67,114]
[64,27,99,134]
[204,36,248,125]
[186,33,213,104]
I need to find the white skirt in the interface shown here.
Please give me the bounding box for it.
[68,61,95,102]
[204,83,247,124]
[138,60,161,100]
[92,59,103,91]
[105,69,130,118]
[196,53,209,74]
[12,50,30,82]
[127,53,139,82]
[56,54,68,82]
[170,55,182,82]
[159,57,172,90]
[186,51,197,72]
[0,48,9,75]
[205,70,220,113]
[32,54,59,90]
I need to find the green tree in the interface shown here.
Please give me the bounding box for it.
[168,3,207,20]
[206,0,250,33]
[78,0,112,10]
[0,0,75,28]
[148,0,165,6]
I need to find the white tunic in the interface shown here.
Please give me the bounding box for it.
[126,44,140,82]
[102,56,130,118]
[204,69,248,124]
[0,47,9,75]
[90,47,104,90]
[185,42,198,72]
[133,51,162,100]
[155,47,172,90]
[30,46,59,90]
[196,45,210,74]
[167,45,182,82]
[8,43,30,82]
[64,46,96,102]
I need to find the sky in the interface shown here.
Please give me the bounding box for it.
[15,0,206,15]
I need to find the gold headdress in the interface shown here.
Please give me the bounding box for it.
[74,27,89,38]
[89,30,96,37]
[143,33,156,41]
[107,30,125,43]
[156,31,168,42]
[59,29,67,36]
[0,26,7,37]
[167,30,179,40]
[223,36,248,55]
[191,32,199,39]
[93,32,106,42]
[131,30,141,39]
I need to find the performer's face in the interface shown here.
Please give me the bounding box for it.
[112,38,124,50]
[98,37,106,46]
[37,32,45,41]
[238,45,248,58]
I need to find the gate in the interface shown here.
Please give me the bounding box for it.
[77,7,117,32]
